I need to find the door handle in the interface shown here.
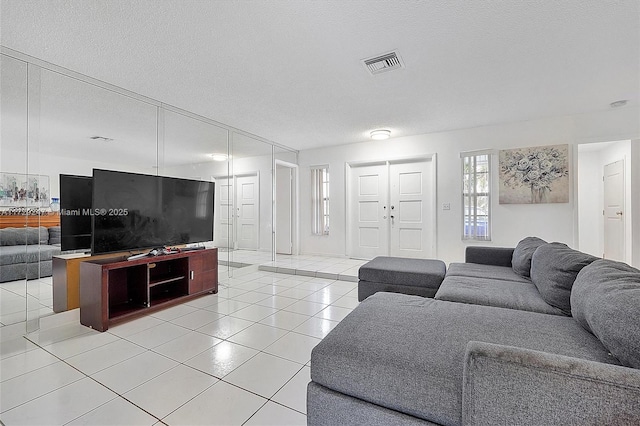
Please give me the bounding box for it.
[616,211,623,216]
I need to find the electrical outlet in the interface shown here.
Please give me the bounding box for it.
[443,203,451,210]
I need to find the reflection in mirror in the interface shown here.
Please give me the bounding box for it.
[159,108,231,275]
[0,54,30,327]
[221,132,276,273]
[20,66,158,327]
[0,53,299,331]
[274,145,299,263]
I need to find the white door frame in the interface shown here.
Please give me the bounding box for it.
[274,159,298,256]
[345,153,437,259]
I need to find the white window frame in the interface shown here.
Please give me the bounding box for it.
[311,166,329,235]
[461,151,492,241]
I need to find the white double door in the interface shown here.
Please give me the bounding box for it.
[214,173,259,250]
[347,157,435,260]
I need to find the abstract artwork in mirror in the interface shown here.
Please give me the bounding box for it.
[0,173,50,208]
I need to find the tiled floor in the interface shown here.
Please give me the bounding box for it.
[0,255,365,425]
[0,276,55,326]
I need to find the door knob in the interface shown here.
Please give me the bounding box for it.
[616,211,623,216]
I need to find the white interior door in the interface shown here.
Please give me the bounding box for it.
[214,177,233,248]
[235,174,259,250]
[604,160,624,261]
[389,160,434,258]
[348,163,389,259]
[276,165,293,254]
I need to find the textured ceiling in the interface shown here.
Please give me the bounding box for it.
[1,0,639,151]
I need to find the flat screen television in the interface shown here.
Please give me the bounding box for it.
[91,169,215,255]
[59,174,93,251]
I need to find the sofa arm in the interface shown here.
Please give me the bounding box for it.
[464,246,514,267]
[462,341,640,425]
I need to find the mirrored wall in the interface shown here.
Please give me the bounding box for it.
[0,50,297,331]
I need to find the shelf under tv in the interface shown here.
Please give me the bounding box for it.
[79,248,218,331]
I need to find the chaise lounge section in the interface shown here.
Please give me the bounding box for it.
[308,239,640,425]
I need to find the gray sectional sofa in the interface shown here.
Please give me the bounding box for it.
[0,226,61,282]
[308,238,640,425]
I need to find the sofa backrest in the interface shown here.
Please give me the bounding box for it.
[530,242,598,315]
[0,226,50,246]
[571,259,640,369]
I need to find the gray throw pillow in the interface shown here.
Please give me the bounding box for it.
[571,259,640,369]
[530,243,598,315]
[512,237,547,277]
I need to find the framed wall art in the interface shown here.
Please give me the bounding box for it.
[499,144,569,204]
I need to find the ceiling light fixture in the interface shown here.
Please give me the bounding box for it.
[370,129,391,140]
[609,100,628,108]
[211,153,228,161]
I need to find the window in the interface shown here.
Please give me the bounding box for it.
[462,153,491,240]
[311,166,329,235]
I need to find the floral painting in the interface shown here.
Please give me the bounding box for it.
[499,144,569,204]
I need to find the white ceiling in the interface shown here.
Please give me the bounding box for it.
[1,0,639,151]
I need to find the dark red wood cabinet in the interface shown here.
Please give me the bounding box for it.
[80,248,218,331]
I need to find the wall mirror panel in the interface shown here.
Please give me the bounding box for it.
[1,51,298,331]
[0,55,30,327]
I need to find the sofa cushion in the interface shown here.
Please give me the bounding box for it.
[512,237,546,277]
[446,262,531,284]
[530,243,598,315]
[311,293,619,426]
[435,275,565,316]
[0,244,61,265]
[571,259,640,369]
[48,226,61,245]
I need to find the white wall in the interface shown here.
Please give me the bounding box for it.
[298,107,640,265]
[578,140,633,263]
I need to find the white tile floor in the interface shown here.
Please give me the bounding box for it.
[0,253,367,425]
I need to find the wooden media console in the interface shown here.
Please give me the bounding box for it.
[79,248,218,331]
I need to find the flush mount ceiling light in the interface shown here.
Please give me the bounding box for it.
[370,129,391,140]
[610,100,628,108]
[211,153,229,161]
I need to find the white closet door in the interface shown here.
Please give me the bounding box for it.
[603,160,624,261]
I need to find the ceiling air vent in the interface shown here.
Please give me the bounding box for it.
[362,51,404,75]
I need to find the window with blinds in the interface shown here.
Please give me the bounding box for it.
[462,153,491,240]
[311,166,329,235]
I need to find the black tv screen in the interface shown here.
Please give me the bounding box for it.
[59,174,93,251]
[91,169,215,255]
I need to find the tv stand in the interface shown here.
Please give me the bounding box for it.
[79,248,218,331]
